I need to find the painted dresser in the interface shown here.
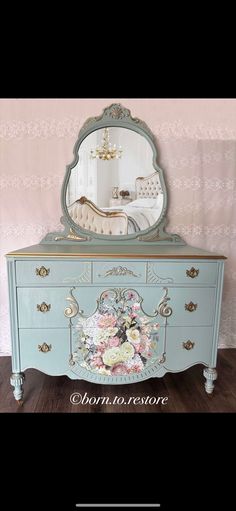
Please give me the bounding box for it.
[6,104,226,403]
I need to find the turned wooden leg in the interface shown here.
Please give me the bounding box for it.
[10,373,25,404]
[203,367,217,395]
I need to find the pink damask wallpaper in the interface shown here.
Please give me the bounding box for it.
[0,99,236,354]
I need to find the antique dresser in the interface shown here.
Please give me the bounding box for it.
[6,104,226,404]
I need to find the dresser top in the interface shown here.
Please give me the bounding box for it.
[6,243,226,259]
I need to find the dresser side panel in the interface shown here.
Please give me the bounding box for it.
[211,261,225,367]
[7,259,21,372]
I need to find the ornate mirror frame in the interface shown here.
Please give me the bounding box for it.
[42,104,185,245]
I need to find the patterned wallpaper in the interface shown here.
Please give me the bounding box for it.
[0,99,236,354]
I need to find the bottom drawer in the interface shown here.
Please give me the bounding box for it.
[19,329,69,375]
[164,326,214,371]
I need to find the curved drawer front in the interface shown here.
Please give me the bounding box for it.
[17,287,72,328]
[164,326,213,370]
[93,261,146,284]
[146,261,218,285]
[16,260,91,285]
[19,329,69,374]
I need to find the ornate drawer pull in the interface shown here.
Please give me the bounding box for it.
[182,340,195,350]
[35,266,50,278]
[38,342,52,353]
[185,301,197,312]
[186,267,199,279]
[37,302,51,313]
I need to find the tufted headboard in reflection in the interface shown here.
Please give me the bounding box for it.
[68,196,128,235]
[136,172,162,199]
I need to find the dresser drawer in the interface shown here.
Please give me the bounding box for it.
[147,261,218,285]
[16,260,92,285]
[19,329,69,374]
[93,261,146,284]
[164,326,213,370]
[29,285,215,329]
[17,287,75,328]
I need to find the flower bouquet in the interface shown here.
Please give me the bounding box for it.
[72,289,160,376]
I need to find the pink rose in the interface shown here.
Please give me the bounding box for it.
[127,292,135,300]
[109,336,120,347]
[111,364,128,375]
[97,341,107,353]
[98,314,117,328]
[91,357,103,367]
[130,312,138,319]
[132,303,140,311]
[128,364,142,373]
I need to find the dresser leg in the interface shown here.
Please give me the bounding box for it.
[203,367,217,394]
[10,373,25,404]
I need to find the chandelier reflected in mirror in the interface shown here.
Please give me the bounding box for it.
[90,128,122,160]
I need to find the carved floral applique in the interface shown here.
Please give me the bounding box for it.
[72,289,160,376]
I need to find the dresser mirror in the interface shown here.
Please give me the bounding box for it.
[56,103,184,244]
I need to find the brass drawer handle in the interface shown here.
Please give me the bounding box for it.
[36,266,50,278]
[37,302,51,313]
[38,342,52,353]
[182,340,195,350]
[186,267,199,279]
[185,301,197,312]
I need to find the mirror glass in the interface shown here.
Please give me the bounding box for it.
[66,127,164,236]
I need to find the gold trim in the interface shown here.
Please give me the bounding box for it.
[55,228,89,242]
[99,266,141,277]
[6,252,227,259]
[64,288,80,318]
[157,287,172,317]
[78,196,128,223]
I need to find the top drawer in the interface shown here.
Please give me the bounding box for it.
[16,260,92,285]
[15,259,218,286]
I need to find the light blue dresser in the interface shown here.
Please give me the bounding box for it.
[6,104,226,403]
[6,244,225,402]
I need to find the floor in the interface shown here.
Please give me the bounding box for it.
[0,350,236,412]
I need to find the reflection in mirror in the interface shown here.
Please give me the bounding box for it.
[66,127,164,236]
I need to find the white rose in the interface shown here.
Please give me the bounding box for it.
[102,347,121,366]
[120,341,135,361]
[126,328,140,344]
